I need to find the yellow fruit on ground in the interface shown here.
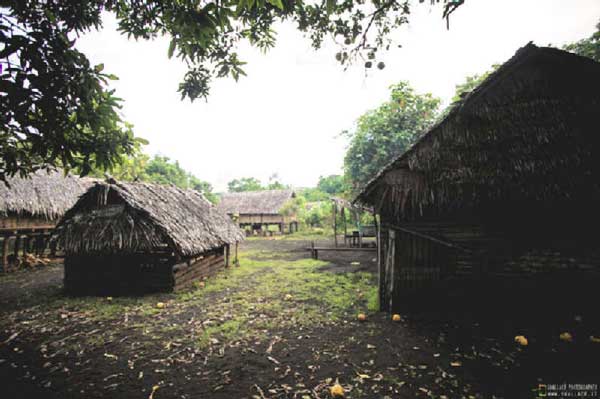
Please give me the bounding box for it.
[156,302,166,309]
[106,297,113,301]
[560,332,573,342]
[514,335,528,346]
[392,314,401,322]
[330,383,344,397]
[357,313,367,322]
[284,294,293,301]
[198,281,205,288]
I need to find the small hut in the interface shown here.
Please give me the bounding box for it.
[0,170,94,267]
[56,180,245,295]
[355,43,600,312]
[217,189,298,234]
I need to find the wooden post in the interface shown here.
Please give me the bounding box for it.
[372,213,379,249]
[225,244,231,267]
[14,235,21,259]
[49,238,57,257]
[2,236,9,269]
[333,201,338,248]
[23,235,30,257]
[375,217,382,310]
[234,243,239,266]
[342,207,347,247]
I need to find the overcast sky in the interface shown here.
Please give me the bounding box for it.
[76,0,600,191]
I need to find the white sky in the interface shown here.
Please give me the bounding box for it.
[76,0,600,191]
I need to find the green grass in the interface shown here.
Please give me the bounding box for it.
[174,249,377,348]
[1,246,378,352]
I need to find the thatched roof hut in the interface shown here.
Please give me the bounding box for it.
[0,170,94,222]
[57,180,245,295]
[353,43,600,311]
[217,190,299,233]
[58,181,244,257]
[218,190,296,215]
[356,43,600,223]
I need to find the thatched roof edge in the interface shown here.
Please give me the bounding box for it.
[0,169,95,220]
[217,189,296,215]
[354,42,600,207]
[57,181,245,257]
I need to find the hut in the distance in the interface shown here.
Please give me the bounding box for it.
[56,180,245,295]
[355,43,600,312]
[0,170,94,268]
[217,190,298,234]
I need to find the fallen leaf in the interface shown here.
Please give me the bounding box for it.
[148,385,159,399]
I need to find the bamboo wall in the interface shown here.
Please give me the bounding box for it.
[378,226,455,312]
[1,215,58,270]
[172,251,228,290]
[378,219,600,312]
[64,246,230,295]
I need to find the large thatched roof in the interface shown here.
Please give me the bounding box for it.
[0,170,94,220]
[57,181,244,256]
[217,190,296,215]
[355,43,600,221]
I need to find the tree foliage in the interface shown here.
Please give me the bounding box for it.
[451,64,499,103]
[317,174,347,195]
[227,174,289,192]
[84,151,217,203]
[0,3,142,181]
[279,195,305,217]
[1,0,463,179]
[227,177,263,192]
[564,20,600,62]
[343,81,440,190]
[266,173,288,190]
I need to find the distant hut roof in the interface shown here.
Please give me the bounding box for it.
[57,181,245,256]
[0,170,95,220]
[355,43,600,219]
[217,190,296,215]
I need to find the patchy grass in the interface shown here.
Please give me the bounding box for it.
[175,249,377,348]
[0,245,376,356]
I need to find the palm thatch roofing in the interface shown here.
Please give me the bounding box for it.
[56,180,245,257]
[355,43,600,222]
[0,170,95,220]
[217,190,296,215]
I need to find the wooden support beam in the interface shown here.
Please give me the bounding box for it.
[333,201,338,248]
[225,244,231,267]
[342,207,347,247]
[23,235,30,257]
[49,238,57,257]
[234,243,239,266]
[14,235,21,259]
[2,237,9,269]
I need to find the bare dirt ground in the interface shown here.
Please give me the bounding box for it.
[1,237,599,399]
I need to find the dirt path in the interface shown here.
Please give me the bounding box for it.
[1,237,598,398]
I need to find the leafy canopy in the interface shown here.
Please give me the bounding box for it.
[1,0,462,180]
[317,174,348,195]
[227,177,264,192]
[82,150,217,203]
[563,20,600,62]
[226,173,289,192]
[343,81,440,190]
